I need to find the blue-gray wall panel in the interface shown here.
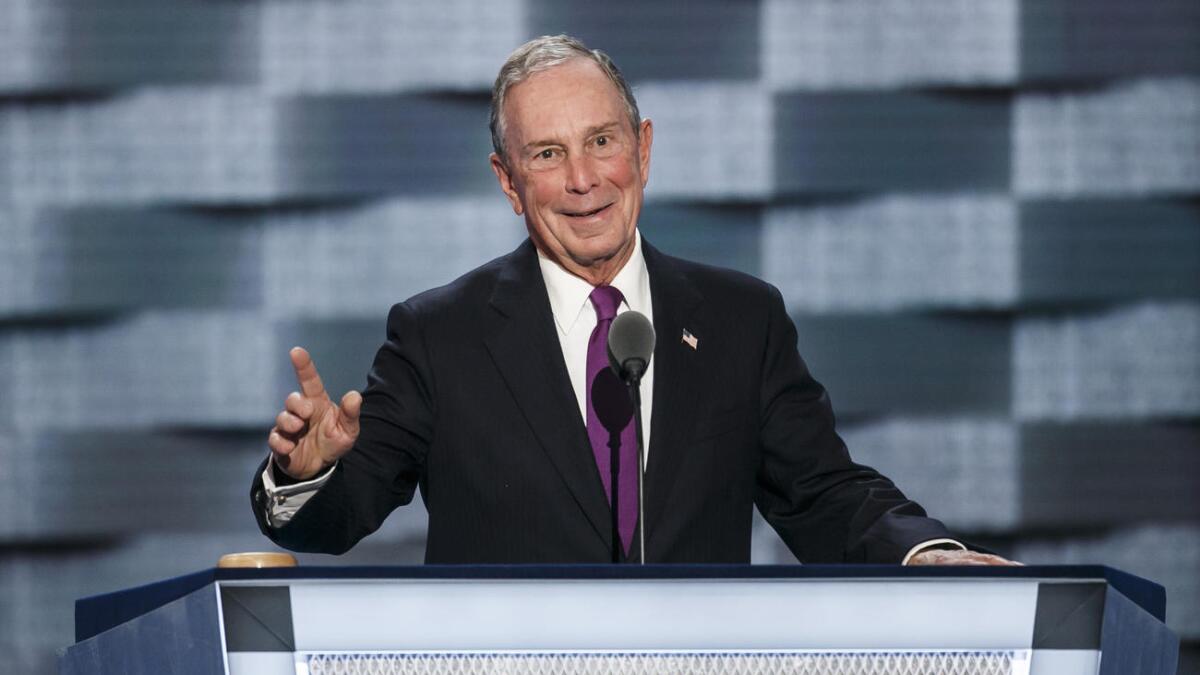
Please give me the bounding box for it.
[0,114,11,201]
[260,0,522,94]
[1020,423,1200,528]
[276,94,495,199]
[763,0,1018,90]
[1014,303,1200,420]
[637,83,773,200]
[840,418,1020,532]
[54,208,259,313]
[764,197,1018,313]
[774,92,1012,193]
[0,432,263,540]
[1,313,277,431]
[20,0,258,92]
[1015,80,1200,197]
[262,197,525,320]
[792,314,1012,416]
[1020,200,1200,304]
[6,91,279,205]
[1020,0,1200,83]
[639,204,761,277]
[527,0,759,81]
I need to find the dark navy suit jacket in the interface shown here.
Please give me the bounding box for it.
[252,237,957,563]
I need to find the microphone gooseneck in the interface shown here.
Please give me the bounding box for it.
[606,310,655,564]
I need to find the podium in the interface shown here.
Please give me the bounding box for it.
[61,565,1178,675]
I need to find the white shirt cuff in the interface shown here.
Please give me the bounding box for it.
[262,458,337,527]
[901,538,967,565]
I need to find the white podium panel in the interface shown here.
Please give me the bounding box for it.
[284,579,1039,651]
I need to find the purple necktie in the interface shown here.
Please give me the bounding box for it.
[586,285,638,557]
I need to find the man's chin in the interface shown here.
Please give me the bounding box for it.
[528,222,635,276]
[565,233,633,266]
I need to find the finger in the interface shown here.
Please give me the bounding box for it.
[268,430,295,455]
[276,410,306,435]
[290,346,327,399]
[284,391,314,419]
[339,390,362,435]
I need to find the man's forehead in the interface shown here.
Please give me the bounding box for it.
[503,59,628,141]
[512,57,613,96]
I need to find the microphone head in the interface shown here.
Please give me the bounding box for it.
[607,310,655,382]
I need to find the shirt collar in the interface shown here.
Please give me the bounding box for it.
[537,231,650,336]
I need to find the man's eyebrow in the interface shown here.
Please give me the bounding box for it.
[585,122,620,136]
[520,138,560,154]
[519,122,623,154]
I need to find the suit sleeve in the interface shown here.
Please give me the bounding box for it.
[250,301,436,554]
[753,285,957,564]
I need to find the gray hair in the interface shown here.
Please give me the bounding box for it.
[490,34,641,164]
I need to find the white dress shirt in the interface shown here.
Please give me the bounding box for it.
[536,232,654,457]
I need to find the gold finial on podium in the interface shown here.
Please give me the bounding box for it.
[218,552,298,569]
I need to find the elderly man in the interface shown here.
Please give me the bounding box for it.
[254,35,1011,566]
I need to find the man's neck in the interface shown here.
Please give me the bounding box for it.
[540,236,637,286]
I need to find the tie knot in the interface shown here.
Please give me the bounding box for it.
[589,285,624,322]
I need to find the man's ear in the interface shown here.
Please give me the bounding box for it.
[490,153,524,216]
[637,118,654,187]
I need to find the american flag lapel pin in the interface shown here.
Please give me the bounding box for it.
[681,328,698,350]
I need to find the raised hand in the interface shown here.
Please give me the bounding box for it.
[267,347,362,480]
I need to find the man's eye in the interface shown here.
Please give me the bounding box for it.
[596,136,608,146]
[538,149,555,160]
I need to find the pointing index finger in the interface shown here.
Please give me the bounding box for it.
[290,346,327,399]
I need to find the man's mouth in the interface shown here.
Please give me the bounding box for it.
[562,203,612,218]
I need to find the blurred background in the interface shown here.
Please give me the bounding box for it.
[1,0,1198,672]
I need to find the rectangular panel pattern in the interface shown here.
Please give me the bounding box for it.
[763,0,1018,89]
[762,196,1018,312]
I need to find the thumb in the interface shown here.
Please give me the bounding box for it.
[339,390,362,435]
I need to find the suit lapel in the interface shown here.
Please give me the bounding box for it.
[642,241,706,545]
[482,240,614,551]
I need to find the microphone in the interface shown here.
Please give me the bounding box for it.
[607,311,655,384]
[606,310,654,564]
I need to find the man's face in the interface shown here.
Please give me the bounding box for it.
[491,58,653,283]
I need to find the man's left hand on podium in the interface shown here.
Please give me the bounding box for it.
[907,549,1022,566]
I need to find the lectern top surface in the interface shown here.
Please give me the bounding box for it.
[75,564,1165,644]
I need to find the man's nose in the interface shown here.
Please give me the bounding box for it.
[564,154,600,194]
